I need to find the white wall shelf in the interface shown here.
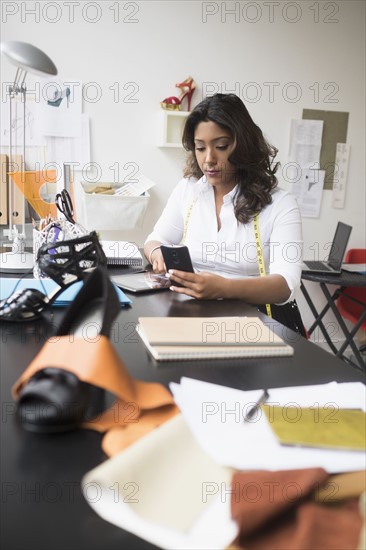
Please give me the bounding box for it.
[158,110,189,148]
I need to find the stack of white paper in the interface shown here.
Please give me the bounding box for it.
[170,378,366,473]
[82,378,365,548]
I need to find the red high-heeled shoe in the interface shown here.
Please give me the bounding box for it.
[160,76,196,112]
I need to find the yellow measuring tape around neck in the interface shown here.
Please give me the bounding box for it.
[254,213,272,318]
[182,197,198,244]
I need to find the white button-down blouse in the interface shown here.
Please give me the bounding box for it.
[145,177,303,302]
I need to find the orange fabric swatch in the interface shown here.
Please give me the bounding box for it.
[12,336,179,456]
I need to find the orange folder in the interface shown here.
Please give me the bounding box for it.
[8,170,58,220]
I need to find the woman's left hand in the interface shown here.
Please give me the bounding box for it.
[168,270,229,299]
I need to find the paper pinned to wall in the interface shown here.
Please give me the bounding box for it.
[0,97,46,147]
[302,109,349,190]
[290,168,325,218]
[38,77,83,138]
[1,78,88,171]
[288,119,324,168]
[332,143,351,209]
[287,119,325,218]
[44,114,90,170]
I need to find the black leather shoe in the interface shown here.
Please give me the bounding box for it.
[0,231,106,322]
[17,368,105,433]
[16,267,120,433]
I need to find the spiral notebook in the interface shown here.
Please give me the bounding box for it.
[138,316,294,361]
[101,240,143,267]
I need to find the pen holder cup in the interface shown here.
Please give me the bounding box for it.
[33,219,89,279]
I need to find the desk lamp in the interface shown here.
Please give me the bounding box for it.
[0,41,57,273]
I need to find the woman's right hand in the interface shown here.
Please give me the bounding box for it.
[150,248,166,274]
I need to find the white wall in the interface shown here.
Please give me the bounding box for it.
[2,0,365,338]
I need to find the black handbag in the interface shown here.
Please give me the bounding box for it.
[257,300,307,337]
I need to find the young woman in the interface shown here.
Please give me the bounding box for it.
[144,94,303,305]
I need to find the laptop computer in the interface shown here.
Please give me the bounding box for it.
[111,272,171,293]
[302,221,352,274]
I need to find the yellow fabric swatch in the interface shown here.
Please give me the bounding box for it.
[263,405,366,451]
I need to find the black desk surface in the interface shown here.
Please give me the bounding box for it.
[1,288,365,550]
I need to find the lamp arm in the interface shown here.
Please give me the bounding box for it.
[6,83,27,245]
[11,67,27,90]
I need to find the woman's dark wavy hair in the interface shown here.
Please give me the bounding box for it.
[182,93,279,224]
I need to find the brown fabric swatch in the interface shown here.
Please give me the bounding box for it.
[231,469,364,550]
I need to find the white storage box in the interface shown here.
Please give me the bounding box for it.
[75,181,150,231]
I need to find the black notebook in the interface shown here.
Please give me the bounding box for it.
[101,240,143,267]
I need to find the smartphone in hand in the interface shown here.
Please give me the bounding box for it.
[160,245,194,287]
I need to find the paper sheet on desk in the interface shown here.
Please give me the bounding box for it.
[170,378,366,473]
[82,415,237,550]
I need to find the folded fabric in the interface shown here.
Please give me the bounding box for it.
[0,277,131,307]
[101,407,180,456]
[12,336,179,455]
[231,468,365,550]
